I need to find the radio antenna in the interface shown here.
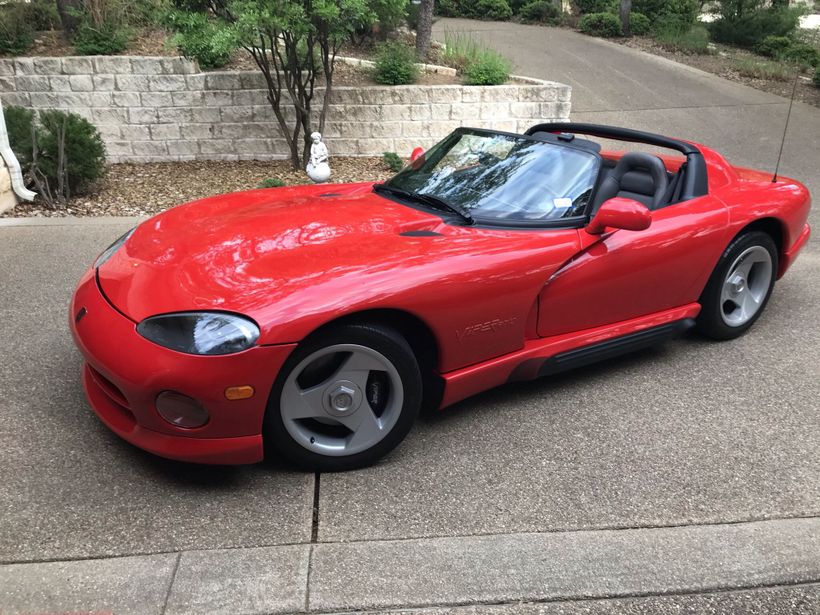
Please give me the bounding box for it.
[772,70,800,183]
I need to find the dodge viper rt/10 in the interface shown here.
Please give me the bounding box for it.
[70,123,812,471]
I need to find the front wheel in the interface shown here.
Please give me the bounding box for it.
[264,323,422,471]
[696,230,778,340]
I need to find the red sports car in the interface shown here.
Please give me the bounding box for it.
[70,123,811,471]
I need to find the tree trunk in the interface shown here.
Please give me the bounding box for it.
[415,0,435,61]
[56,0,82,37]
[619,0,632,37]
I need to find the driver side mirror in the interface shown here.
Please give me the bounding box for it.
[586,197,652,235]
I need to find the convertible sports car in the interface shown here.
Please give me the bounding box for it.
[70,123,811,471]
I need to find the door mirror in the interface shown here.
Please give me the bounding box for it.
[586,197,652,235]
[410,147,425,162]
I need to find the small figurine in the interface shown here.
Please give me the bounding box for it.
[306,132,331,183]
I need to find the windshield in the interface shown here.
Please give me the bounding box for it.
[385,129,600,223]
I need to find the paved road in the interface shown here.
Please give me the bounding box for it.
[2,21,820,614]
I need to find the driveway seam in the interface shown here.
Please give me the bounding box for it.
[160,552,182,615]
[3,512,818,567]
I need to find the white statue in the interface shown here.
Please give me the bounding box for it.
[306,132,331,183]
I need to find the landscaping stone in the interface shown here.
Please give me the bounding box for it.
[3,55,572,163]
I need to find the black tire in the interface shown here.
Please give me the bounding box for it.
[263,323,422,471]
[696,230,778,340]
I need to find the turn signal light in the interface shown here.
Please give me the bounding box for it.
[225,385,255,401]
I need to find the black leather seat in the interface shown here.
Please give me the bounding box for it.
[591,152,669,213]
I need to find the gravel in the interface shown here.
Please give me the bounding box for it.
[3,158,395,218]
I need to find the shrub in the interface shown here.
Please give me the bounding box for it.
[471,0,513,21]
[709,7,801,49]
[258,178,286,188]
[383,151,404,172]
[374,42,418,85]
[371,0,408,33]
[755,35,793,58]
[574,0,616,14]
[29,0,62,30]
[520,1,561,24]
[814,67,820,88]
[5,107,106,206]
[0,3,35,55]
[436,0,460,17]
[36,110,106,196]
[72,22,129,55]
[629,12,651,35]
[578,12,622,37]
[167,12,237,68]
[656,23,710,54]
[633,0,698,24]
[733,58,793,81]
[463,49,512,85]
[782,42,820,68]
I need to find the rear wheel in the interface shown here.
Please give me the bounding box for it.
[264,323,422,471]
[696,230,778,340]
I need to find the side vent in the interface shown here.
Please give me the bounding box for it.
[399,230,442,237]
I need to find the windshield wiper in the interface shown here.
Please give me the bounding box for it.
[374,183,474,225]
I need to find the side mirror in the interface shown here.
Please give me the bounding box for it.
[410,147,425,162]
[586,197,652,235]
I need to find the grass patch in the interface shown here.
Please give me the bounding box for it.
[442,31,512,85]
[655,24,710,54]
[733,58,795,81]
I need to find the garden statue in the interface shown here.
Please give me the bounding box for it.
[306,132,331,183]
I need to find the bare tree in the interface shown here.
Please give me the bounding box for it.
[415,0,435,60]
[56,0,82,36]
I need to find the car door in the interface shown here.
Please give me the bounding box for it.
[536,195,730,338]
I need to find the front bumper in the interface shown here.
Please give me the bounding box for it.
[69,268,296,464]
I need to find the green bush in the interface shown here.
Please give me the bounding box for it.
[755,35,793,58]
[814,67,820,88]
[0,3,35,55]
[463,49,512,84]
[782,42,820,68]
[656,23,710,53]
[629,12,651,35]
[472,0,513,20]
[37,110,106,195]
[633,0,698,24]
[167,12,237,68]
[73,23,129,55]
[258,178,286,188]
[520,1,561,24]
[574,0,616,14]
[374,42,418,85]
[709,7,801,49]
[579,12,622,37]
[436,0,460,17]
[383,151,404,172]
[5,107,106,204]
[29,0,62,31]
[371,0,408,33]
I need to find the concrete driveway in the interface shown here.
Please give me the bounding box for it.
[2,21,820,615]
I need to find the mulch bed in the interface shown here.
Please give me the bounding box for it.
[3,158,396,218]
[616,36,820,108]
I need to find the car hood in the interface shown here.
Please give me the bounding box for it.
[98,183,451,330]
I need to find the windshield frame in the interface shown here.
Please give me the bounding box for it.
[381,127,603,230]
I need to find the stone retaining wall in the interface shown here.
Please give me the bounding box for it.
[0,56,571,163]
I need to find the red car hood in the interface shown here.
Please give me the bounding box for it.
[98,183,449,327]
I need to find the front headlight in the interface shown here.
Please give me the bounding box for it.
[137,312,260,356]
[95,227,136,269]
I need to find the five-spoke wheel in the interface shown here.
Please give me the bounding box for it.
[697,230,778,340]
[264,323,422,471]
